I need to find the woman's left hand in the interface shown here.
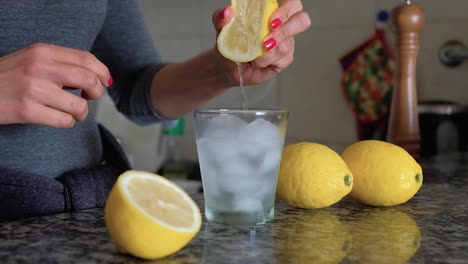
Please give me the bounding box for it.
[212,0,311,86]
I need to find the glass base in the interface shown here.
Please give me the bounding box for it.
[205,206,275,226]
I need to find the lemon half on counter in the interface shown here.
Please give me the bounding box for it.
[104,170,202,260]
[217,0,279,62]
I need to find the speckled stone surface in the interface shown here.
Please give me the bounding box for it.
[1,154,468,263]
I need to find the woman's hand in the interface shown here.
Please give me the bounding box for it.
[0,43,111,128]
[212,0,311,86]
[149,0,310,119]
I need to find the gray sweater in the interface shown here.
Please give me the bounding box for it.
[0,0,168,177]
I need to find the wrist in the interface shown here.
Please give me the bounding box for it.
[149,48,237,118]
[207,47,238,90]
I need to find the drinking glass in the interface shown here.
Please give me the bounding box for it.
[193,109,288,225]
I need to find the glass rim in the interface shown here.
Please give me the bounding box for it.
[193,108,288,116]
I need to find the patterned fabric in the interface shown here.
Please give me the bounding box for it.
[340,30,396,139]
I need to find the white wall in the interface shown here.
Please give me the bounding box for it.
[95,0,468,171]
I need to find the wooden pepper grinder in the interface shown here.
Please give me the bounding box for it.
[386,0,425,159]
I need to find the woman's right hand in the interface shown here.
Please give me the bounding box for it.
[0,43,111,128]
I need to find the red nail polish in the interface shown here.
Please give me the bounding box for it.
[271,18,282,30]
[219,7,227,19]
[264,38,277,52]
[107,76,113,87]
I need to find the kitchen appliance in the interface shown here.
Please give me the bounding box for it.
[418,101,468,158]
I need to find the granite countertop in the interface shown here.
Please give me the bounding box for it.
[1,154,468,263]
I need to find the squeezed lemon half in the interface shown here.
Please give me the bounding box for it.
[217,0,279,62]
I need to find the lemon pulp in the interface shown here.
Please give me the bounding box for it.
[218,0,278,62]
[105,171,202,260]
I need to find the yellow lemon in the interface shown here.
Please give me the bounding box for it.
[275,210,352,263]
[277,142,354,209]
[342,140,423,206]
[345,208,421,264]
[104,170,202,260]
[217,0,279,62]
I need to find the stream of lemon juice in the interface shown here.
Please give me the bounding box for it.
[237,62,248,110]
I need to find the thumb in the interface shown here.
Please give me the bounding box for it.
[212,6,233,36]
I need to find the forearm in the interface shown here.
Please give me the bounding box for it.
[150,48,233,119]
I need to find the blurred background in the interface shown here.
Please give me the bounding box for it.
[92,0,468,173]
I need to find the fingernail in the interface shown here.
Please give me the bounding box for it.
[219,7,228,20]
[107,76,113,87]
[264,38,277,52]
[271,18,282,30]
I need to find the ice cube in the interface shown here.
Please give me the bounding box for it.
[204,114,247,139]
[239,118,280,142]
[196,137,239,165]
[198,158,220,197]
[258,149,282,175]
[238,118,282,161]
[251,179,279,211]
[216,156,263,195]
[256,179,278,200]
[232,197,263,213]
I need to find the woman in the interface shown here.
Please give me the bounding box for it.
[0,0,310,220]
